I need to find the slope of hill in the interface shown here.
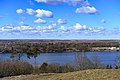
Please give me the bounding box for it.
[2,69,120,80]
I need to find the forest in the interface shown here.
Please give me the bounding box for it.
[0,40,119,53]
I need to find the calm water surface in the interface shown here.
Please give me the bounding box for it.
[0,52,120,65]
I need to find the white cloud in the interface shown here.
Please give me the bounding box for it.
[35,9,53,18]
[100,19,106,23]
[0,24,33,33]
[75,6,98,14]
[35,0,46,3]
[82,25,87,29]
[19,16,27,20]
[19,21,25,25]
[51,23,57,27]
[72,23,105,34]
[90,27,105,33]
[26,8,36,15]
[36,26,42,30]
[20,25,32,30]
[25,8,53,18]
[18,8,53,18]
[13,25,32,31]
[71,0,89,6]
[34,0,89,6]
[0,22,107,38]
[34,18,46,24]
[60,26,65,30]
[35,0,65,5]
[1,26,14,32]
[58,19,67,24]
[16,9,24,14]
[74,23,83,30]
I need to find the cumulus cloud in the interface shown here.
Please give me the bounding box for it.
[26,8,36,15]
[72,23,106,34]
[20,25,32,30]
[92,29,102,33]
[34,0,89,6]
[34,18,46,24]
[16,9,24,14]
[34,0,98,15]
[74,23,87,30]
[49,21,57,27]
[19,16,27,20]
[35,0,46,3]
[75,6,98,14]
[19,21,25,25]
[0,22,107,38]
[89,27,105,33]
[0,24,33,33]
[60,26,65,30]
[25,8,53,18]
[74,23,82,30]
[35,0,66,5]
[51,23,57,27]
[35,9,53,18]
[71,0,89,6]
[100,19,106,23]
[58,19,67,24]
[1,25,14,32]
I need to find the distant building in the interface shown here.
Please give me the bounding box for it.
[92,47,119,51]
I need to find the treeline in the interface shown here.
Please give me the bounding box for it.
[0,40,119,53]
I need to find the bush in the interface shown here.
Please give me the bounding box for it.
[34,62,75,73]
[0,60,33,78]
[39,62,48,73]
[106,65,112,69]
[61,64,74,73]
[47,63,61,73]
[47,63,74,73]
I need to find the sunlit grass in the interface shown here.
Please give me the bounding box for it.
[3,69,120,80]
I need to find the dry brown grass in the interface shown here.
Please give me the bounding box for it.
[2,69,120,80]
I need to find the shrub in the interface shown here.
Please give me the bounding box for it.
[47,63,74,73]
[115,65,119,69]
[39,62,48,73]
[0,60,33,78]
[34,63,74,73]
[47,63,61,73]
[61,64,74,73]
[106,65,112,69]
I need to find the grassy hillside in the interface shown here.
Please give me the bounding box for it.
[2,69,120,80]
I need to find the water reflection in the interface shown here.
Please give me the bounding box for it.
[0,52,120,66]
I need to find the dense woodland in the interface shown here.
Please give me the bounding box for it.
[0,40,119,54]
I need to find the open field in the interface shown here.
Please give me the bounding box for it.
[2,69,120,80]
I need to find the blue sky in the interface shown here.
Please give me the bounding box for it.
[0,0,120,39]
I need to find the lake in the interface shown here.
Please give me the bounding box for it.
[0,52,120,66]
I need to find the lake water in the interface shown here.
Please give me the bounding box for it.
[0,52,120,66]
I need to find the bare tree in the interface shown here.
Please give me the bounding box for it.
[90,54,104,69]
[75,52,94,70]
